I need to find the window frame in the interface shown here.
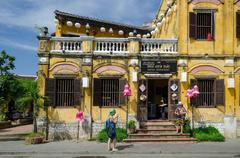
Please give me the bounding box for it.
[189,9,216,40]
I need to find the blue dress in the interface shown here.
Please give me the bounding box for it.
[106,119,116,139]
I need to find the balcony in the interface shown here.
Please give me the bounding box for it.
[49,37,178,55]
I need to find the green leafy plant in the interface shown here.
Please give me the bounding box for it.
[127,120,136,129]
[96,128,127,142]
[183,119,191,133]
[192,126,225,142]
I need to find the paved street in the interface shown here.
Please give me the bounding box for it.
[0,139,240,158]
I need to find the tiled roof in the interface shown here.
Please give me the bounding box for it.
[55,10,150,32]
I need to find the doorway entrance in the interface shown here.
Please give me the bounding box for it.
[147,79,168,120]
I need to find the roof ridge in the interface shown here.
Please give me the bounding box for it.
[54,10,150,31]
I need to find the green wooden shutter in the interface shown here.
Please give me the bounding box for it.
[190,79,197,107]
[237,12,240,38]
[74,79,81,106]
[93,78,102,106]
[189,12,196,38]
[45,78,56,107]
[215,79,224,106]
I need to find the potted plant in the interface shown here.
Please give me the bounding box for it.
[127,120,136,134]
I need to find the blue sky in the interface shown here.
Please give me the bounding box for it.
[0,0,161,75]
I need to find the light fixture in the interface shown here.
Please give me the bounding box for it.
[157,22,161,28]
[109,28,113,33]
[75,23,81,28]
[66,21,73,27]
[160,13,164,17]
[129,32,134,37]
[167,1,171,7]
[54,19,59,24]
[136,34,141,38]
[118,30,124,35]
[143,34,147,38]
[162,17,166,22]
[152,24,156,29]
[155,28,159,33]
[100,27,106,32]
[85,23,90,29]
[147,33,151,37]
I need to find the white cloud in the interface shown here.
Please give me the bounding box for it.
[0,38,37,52]
[0,0,160,33]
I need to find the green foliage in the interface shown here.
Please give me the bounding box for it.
[127,120,136,129]
[0,113,5,121]
[26,132,44,138]
[96,128,127,143]
[192,126,225,142]
[0,50,15,75]
[183,119,191,133]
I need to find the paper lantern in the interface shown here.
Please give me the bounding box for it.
[118,30,124,35]
[76,111,84,121]
[129,32,134,37]
[123,84,131,96]
[66,21,73,27]
[75,23,81,28]
[136,34,141,38]
[100,27,106,32]
[109,28,113,33]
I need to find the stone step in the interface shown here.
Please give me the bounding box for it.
[141,120,175,125]
[136,128,177,134]
[129,133,190,139]
[142,125,176,130]
[123,137,197,144]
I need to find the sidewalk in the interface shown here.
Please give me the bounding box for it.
[0,139,240,157]
[0,124,33,136]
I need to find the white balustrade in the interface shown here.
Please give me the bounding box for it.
[94,38,129,54]
[141,39,178,54]
[50,37,83,53]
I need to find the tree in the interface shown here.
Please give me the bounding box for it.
[0,50,15,75]
[16,81,42,133]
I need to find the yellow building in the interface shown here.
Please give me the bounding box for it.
[37,0,240,140]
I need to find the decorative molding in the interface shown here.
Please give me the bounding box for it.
[189,65,224,74]
[234,67,240,74]
[189,0,223,5]
[50,63,80,74]
[95,65,127,74]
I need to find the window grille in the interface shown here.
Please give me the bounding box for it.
[101,79,119,106]
[56,79,74,106]
[197,79,214,107]
[196,12,213,39]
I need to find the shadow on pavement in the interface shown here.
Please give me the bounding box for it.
[117,144,134,151]
[73,156,107,158]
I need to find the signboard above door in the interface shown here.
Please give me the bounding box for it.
[141,59,177,74]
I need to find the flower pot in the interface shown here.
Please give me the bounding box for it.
[25,136,44,144]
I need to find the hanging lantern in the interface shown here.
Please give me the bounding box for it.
[143,34,147,38]
[152,24,156,29]
[54,19,59,24]
[75,23,81,28]
[66,21,73,27]
[147,33,151,37]
[136,34,141,38]
[157,22,161,28]
[160,13,164,17]
[155,28,159,33]
[100,27,106,32]
[109,28,113,33]
[167,8,172,16]
[85,23,90,29]
[174,4,177,11]
[118,30,124,35]
[151,30,156,36]
[129,32,134,37]
[167,1,171,7]
[162,17,166,22]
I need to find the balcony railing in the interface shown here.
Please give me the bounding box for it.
[94,38,128,54]
[49,37,178,54]
[140,39,178,54]
[50,37,83,53]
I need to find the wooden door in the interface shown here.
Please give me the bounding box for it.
[137,79,148,122]
[168,78,180,120]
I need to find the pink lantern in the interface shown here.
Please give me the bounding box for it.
[76,111,84,121]
[186,89,193,97]
[123,83,131,96]
[192,85,199,97]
